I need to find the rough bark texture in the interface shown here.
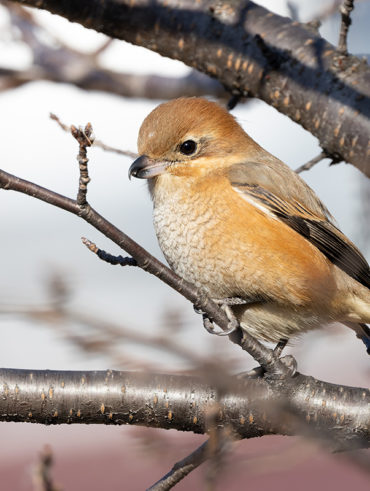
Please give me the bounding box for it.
[11,0,370,177]
[0,368,368,451]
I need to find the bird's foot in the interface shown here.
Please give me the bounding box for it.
[273,338,288,357]
[237,338,296,379]
[277,354,297,376]
[193,298,244,336]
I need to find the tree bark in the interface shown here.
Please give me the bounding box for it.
[0,368,368,451]
[10,0,370,177]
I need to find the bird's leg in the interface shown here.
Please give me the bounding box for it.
[237,338,292,379]
[272,337,297,376]
[273,338,289,357]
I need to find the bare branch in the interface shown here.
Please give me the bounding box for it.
[8,0,370,177]
[0,367,368,452]
[71,123,94,206]
[82,237,138,267]
[338,0,355,55]
[33,446,60,491]
[0,164,292,377]
[295,151,328,173]
[148,441,209,491]
[1,1,226,100]
[295,151,342,173]
[50,113,137,158]
[0,299,213,367]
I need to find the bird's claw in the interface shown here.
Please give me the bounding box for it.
[279,354,297,377]
[237,339,295,379]
[202,313,238,336]
[193,304,239,336]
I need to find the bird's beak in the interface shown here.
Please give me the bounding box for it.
[128,155,170,179]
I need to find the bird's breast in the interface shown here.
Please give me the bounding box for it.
[150,173,338,311]
[152,176,230,297]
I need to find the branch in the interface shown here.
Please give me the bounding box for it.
[0,368,368,452]
[148,441,209,491]
[0,165,291,377]
[338,0,355,55]
[9,0,370,177]
[1,2,226,100]
[50,113,137,158]
[0,63,226,100]
[295,151,342,173]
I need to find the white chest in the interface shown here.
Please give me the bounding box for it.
[151,179,228,295]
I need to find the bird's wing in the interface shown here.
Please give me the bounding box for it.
[228,162,370,289]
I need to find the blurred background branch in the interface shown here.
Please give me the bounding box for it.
[0,1,226,99]
[6,0,370,177]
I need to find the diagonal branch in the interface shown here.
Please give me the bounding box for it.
[148,441,209,491]
[0,164,289,377]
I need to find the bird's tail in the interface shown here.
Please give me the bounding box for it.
[345,322,370,355]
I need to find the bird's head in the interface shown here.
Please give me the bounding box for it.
[129,97,260,181]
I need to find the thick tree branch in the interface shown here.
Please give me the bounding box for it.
[0,368,368,452]
[9,0,370,178]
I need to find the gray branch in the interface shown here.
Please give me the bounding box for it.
[0,368,368,452]
[9,0,370,178]
[0,2,226,99]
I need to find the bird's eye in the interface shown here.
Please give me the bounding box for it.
[179,140,197,155]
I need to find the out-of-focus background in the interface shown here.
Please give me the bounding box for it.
[0,0,369,489]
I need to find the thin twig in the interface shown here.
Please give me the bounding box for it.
[287,1,300,21]
[204,407,233,490]
[148,441,209,491]
[82,237,138,266]
[71,123,94,206]
[295,151,328,173]
[33,445,60,491]
[93,138,137,158]
[338,0,355,55]
[50,113,137,158]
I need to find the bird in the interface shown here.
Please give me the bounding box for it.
[129,97,370,354]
